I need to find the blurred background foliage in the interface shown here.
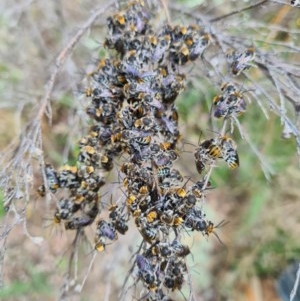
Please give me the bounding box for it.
[0,0,300,300]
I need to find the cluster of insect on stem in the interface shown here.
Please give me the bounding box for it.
[37,1,257,300]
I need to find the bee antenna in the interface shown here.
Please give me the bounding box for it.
[182,176,192,189]
[205,128,220,136]
[212,231,225,245]
[178,287,188,301]
[242,87,256,94]
[216,219,230,228]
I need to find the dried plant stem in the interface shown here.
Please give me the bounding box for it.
[210,0,269,23]
[38,1,114,123]
[290,263,300,301]
[159,0,171,25]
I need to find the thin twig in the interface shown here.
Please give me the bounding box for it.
[37,1,114,123]
[290,263,300,301]
[159,0,171,25]
[210,0,269,23]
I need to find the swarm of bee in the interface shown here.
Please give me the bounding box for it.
[38,1,253,299]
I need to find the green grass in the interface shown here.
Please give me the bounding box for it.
[254,228,300,277]
[0,267,51,299]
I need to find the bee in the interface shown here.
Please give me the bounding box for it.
[86,106,102,121]
[79,136,89,147]
[188,33,211,61]
[184,208,206,231]
[94,241,106,253]
[37,185,45,197]
[85,165,94,174]
[170,169,183,183]
[100,102,117,125]
[175,187,187,198]
[152,34,171,63]
[45,164,60,192]
[191,179,211,199]
[106,14,126,42]
[204,139,222,158]
[171,25,188,42]
[213,83,247,118]
[194,138,222,173]
[114,218,129,235]
[121,162,135,176]
[136,254,158,290]
[58,165,79,189]
[182,194,197,210]
[146,210,158,223]
[227,47,255,76]
[55,198,80,221]
[163,258,186,291]
[150,242,169,258]
[78,145,96,165]
[98,126,113,146]
[156,149,179,167]
[120,129,136,142]
[161,74,186,104]
[195,219,207,232]
[171,239,191,257]
[170,42,190,65]
[139,185,149,195]
[113,13,126,27]
[94,220,117,252]
[64,216,94,230]
[111,131,122,144]
[121,48,140,67]
[221,82,236,95]
[159,142,171,151]
[153,152,172,167]
[291,0,300,6]
[135,217,158,243]
[157,166,172,188]
[195,158,205,174]
[100,153,114,171]
[134,136,152,146]
[85,197,100,219]
[126,194,139,212]
[43,209,66,236]
[134,117,158,132]
[157,166,171,179]
[97,58,115,76]
[140,226,158,244]
[122,178,131,192]
[219,136,239,169]
[118,108,135,129]
[195,139,213,157]
[160,210,183,226]
[204,220,228,245]
[164,276,177,290]
[88,129,100,143]
[108,204,129,235]
[85,87,93,97]
[123,81,138,100]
